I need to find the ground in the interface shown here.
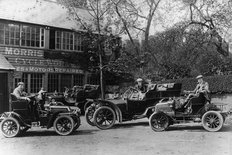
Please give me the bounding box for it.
[0,116,232,155]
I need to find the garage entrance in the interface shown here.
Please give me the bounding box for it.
[0,73,9,113]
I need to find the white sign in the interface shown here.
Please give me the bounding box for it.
[15,66,83,74]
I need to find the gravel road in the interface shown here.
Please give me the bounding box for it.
[0,116,231,155]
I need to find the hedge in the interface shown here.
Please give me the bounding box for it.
[161,75,232,94]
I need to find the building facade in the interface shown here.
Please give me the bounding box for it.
[0,18,99,96]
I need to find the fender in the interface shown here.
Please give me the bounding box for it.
[0,111,30,126]
[95,99,123,123]
[83,99,94,112]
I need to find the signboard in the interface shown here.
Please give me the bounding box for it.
[0,46,83,74]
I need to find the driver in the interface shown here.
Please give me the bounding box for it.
[184,75,210,108]
[135,78,147,93]
[12,82,30,102]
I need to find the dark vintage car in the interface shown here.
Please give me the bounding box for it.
[149,92,231,132]
[47,84,100,114]
[85,83,182,129]
[0,92,81,137]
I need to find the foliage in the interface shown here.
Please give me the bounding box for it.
[148,22,232,79]
[162,75,232,94]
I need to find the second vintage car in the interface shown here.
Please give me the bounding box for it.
[85,83,182,129]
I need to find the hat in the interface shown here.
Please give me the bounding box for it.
[17,82,24,86]
[196,75,203,79]
[136,78,143,82]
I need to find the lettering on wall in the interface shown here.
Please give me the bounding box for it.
[1,47,44,57]
[15,66,84,74]
[0,46,84,74]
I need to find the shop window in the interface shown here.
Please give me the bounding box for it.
[0,23,20,46]
[21,25,45,48]
[61,74,72,91]
[55,31,83,51]
[30,73,43,93]
[48,74,59,92]
[55,31,74,50]
[73,74,84,86]
[74,33,83,51]
[0,21,45,48]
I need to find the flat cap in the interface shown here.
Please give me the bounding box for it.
[196,75,203,79]
[136,78,143,82]
[17,82,24,86]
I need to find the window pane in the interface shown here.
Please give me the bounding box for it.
[48,74,59,92]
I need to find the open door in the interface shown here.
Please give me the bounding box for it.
[0,73,9,113]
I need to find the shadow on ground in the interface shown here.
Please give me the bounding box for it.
[19,129,99,137]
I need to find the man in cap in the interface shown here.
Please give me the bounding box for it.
[184,75,209,97]
[135,78,147,93]
[13,82,30,102]
[183,75,210,111]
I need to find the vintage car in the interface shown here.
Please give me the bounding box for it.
[0,93,81,138]
[47,84,100,114]
[85,83,182,129]
[149,92,230,132]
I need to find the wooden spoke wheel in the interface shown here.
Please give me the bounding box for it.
[93,106,116,130]
[149,113,169,132]
[202,111,223,132]
[0,117,20,138]
[85,106,96,126]
[53,115,74,136]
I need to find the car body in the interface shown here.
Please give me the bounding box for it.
[47,84,100,114]
[149,92,230,132]
[86,83,182,129]
[0,93,81,137]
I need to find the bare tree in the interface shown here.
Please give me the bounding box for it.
[181,0,232,56]
[57,0,116,99]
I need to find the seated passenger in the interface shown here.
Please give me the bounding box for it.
[12,82,30,102]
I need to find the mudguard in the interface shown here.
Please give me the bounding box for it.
[0,111,29,126]
[94,99,123,123]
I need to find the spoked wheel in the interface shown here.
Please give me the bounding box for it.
[93,106,116,130]
[73,117,81,131]
[202,111,223,132]
[149,113,169,132]
[53,115,74,136]
[85,106,96,126]
[0,117,20,138]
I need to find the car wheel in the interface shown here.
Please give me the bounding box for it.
[149,112,169,132]
[93,106,116,130]
[202,111,223,132]
[53,115,74,136]
[0,117,20,138]
[73,117,81,131]
[85,106,96,126]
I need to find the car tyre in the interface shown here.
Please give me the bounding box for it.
[53,115,74,136]
[72,117,81,131]
[0,117,20,138]
[85,106,96,126]
[93,106,116,130]
[202,111,223,132]
[149,112,169,132]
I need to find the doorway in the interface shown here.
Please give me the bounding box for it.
[0,73,9,113]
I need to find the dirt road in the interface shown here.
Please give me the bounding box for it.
[0,116,231,155]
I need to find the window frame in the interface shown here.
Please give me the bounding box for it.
[0,21,45,48]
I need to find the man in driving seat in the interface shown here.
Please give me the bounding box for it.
[183,75,210,112]
[13,82,30,102]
